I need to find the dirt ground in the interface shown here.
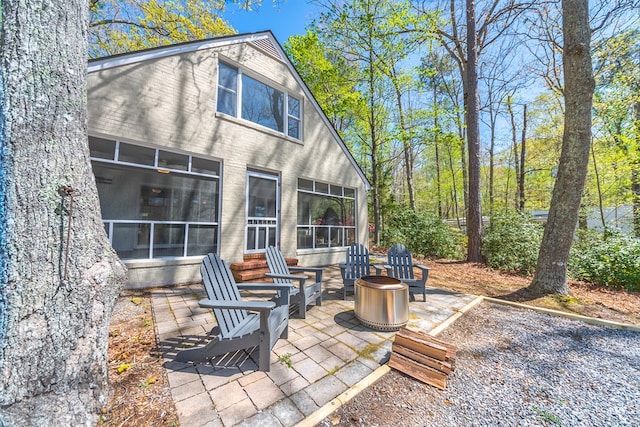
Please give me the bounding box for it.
[100,260,640,426]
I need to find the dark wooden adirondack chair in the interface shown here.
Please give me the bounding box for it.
[174,253,290,372]
[339,243,375,300]
[384,244,430,302]
[265,246,323,319]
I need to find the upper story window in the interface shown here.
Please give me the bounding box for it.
[217,61,302,140]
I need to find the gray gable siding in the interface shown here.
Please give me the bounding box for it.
[87,33,369,287]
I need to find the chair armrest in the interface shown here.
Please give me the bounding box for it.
[288,266,324,283]
[373,264,386,275]
[417,265,431,273]
[237,282,296,292]
[265,272,308,282]
[198,298,275,312]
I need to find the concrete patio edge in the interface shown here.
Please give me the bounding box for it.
[294,296,485,427]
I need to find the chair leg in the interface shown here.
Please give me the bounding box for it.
[299,301,307,319]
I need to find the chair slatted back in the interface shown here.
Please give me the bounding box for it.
[388,244,415,280]
[200,253,248,337]
[265,246,293,286]
[344,243,371,280]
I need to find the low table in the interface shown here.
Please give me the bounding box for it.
[354,275,409,331]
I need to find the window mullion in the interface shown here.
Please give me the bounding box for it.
[237,68,242,119]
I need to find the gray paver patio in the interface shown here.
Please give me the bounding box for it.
[152,265,477,427]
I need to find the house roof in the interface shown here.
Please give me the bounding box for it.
[88,31,371,191]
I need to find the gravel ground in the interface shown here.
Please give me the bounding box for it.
[321,301,640,427]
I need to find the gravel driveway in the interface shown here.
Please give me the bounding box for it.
[321,301,640,426]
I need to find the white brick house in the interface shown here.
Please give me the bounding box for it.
[87,31,370,288]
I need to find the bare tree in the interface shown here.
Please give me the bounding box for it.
[416,0,534,261]
[529,0,594,295]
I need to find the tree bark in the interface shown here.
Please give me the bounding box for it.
[465,0,483,262]
[0,1,127,424]
[633,101,640,237]
[529,0,594,295]
[519,104,527,211]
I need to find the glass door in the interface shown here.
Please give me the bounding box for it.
[245,171,279,253]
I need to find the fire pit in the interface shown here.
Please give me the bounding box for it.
[354,275,409,331]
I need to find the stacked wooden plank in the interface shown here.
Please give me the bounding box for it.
[388,327,457,390]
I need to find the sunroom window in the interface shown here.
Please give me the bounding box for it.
[297,179,356,249]
[217,61,302,140]
[89,136,220,260]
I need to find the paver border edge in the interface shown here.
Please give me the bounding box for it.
[294,296,485,427]
[483,296,640,332]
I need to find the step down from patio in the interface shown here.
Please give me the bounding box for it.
[230,254,298,282]
[388,327,457,390]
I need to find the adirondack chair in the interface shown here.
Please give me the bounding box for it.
[174,253,290,372]
[383,244,430,302]
[339,243,375,300]
[265,246,323,319]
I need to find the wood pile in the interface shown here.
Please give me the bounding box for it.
[388,327,457,390]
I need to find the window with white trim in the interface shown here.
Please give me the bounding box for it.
[297,179,356,249]
[89,136,220,260]
[217,61,302,140]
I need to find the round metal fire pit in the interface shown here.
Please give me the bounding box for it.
[354,275,409,331]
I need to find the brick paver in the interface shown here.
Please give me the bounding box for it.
[152,265,477,426]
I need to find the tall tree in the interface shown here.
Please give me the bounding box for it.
[0,0,127,424]
[285,30,364,135]
[416,0,533,261]
[89,0,237,57]
[529,0,594,295]
[465,0,483,261]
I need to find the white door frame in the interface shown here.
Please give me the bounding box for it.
[245,170,280,253]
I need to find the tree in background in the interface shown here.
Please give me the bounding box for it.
[89,0,236,57]
[285,30,364,135]
[88,0,281,58]
[1,0,127,424]
[529,0,594,295]
[415,0,534,262]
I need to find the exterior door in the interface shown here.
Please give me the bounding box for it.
[245,171,279,253]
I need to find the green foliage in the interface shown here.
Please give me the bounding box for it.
[482,210,543,275]
[381,209,463,258]
[89,0,238,57]
[569,230,640,292]
[278,353,293,368]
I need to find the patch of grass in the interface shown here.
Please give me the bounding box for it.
[532,406,561,425]
[327,365,340,375]
[130,296,143,305]
[278,353,293,368]
[553,294,581,305]
[356,342,383,360]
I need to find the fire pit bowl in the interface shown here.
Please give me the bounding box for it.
[354,275,409,331]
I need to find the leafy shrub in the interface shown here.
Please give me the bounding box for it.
[381,209,463,259]
[482,210,543,275]
[569,230,640,292]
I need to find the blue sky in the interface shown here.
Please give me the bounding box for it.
[222,1,321,44]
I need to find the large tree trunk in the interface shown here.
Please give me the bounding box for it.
[0,1,127,424]
[465,0,483,262]
[529,0,594,295]
[633,101,640,237]
[519,104,527,211]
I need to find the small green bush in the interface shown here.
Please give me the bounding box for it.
[482,210,543,275]
[381,209,463,258]
[569,230,640,292]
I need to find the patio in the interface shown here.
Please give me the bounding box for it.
[152,265,479,427]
